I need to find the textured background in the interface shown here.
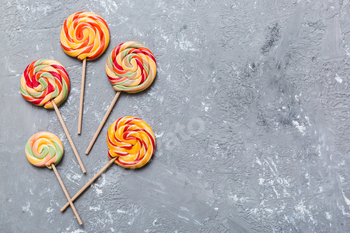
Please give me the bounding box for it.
[1,0,350,232]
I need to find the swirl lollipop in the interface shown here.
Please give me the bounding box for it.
[25,132,83,225]
[61,116,155,212]
[20,59,86,173]
[107,116,155,168]
[60,11,110,134]
[86,41,157,154]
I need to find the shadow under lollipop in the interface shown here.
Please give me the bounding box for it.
[25,131,83,225]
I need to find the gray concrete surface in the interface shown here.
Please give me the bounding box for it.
[1,0,350,232]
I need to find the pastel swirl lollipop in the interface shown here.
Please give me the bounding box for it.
[86,42,157,154]
[20,59,86,173]
[20,59,70,109]
[61,116,156,212]
[61,11,110,134]
[107,116,156,169]
[25,132,63,169]
[25,132,82,224]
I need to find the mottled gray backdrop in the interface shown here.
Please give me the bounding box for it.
[1,0,350,232]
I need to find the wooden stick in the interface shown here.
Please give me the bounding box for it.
[78,58,86,135]
[52,164,83,225]
[52,101,86,173]
[61,157,117,212]
[85,92,121,154]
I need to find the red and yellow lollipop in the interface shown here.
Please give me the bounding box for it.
[107,116,155,169]
[60,11,110,61]
[60,11,110,134]
[61,117,155,212]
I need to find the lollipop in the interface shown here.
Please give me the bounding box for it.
[85,41,157,154]
[20,59,86,173]
[60,11,110,134]
[61,116,155,212]
[107,116,155,168]
[25,132,83,225]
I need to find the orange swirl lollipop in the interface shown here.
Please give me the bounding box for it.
[60,117,155,212]
[86,41,157,154]
[60,11,110,134]
[107,116,155,169]
[25,132,83,224]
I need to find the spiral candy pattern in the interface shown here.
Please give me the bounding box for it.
[106,41,157,93]
[60,11,110,61]
[107,117,156,169]
[20,59,70,109]
[25,132,64,169]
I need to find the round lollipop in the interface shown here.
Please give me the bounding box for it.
[20,59,86,173]
[85,41,157,154]
[60,11,110,134]
[25,132,83,225]
[61,116,155,212]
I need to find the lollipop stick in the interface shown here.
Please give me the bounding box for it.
[85,92,121,154]
[78,58,86,135]
[61,157,117,212]
[52,101,86,173]
[52,164,83,225]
